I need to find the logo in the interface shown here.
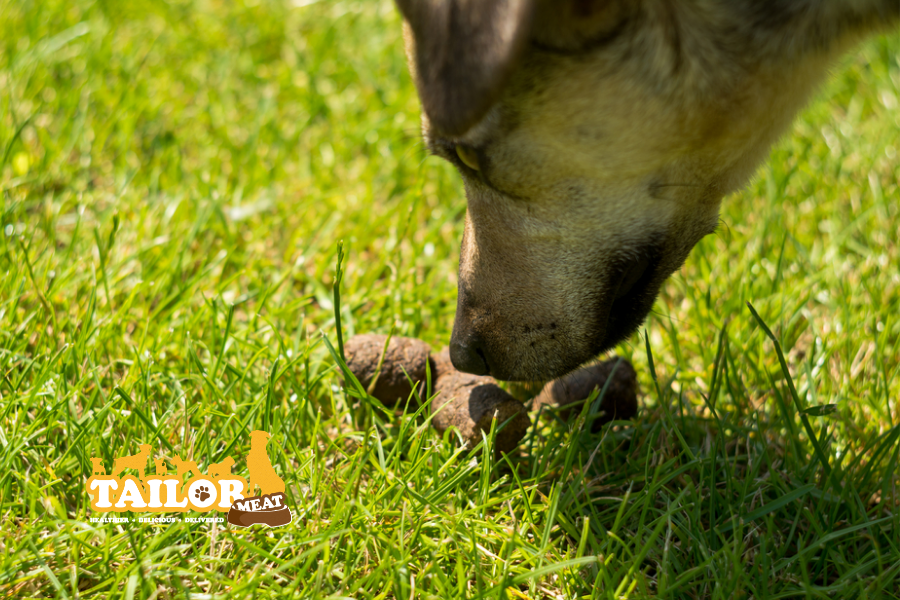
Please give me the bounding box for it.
[85,430,292,528]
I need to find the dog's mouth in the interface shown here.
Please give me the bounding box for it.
[592,247,664,355]
[614,253,654,300]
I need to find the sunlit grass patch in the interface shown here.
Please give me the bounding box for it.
[1,0,898,597]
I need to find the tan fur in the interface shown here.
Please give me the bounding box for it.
[397,0,899,381]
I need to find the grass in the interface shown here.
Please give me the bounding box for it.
[0,0,898,597]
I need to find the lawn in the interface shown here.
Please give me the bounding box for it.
[1,0,898,598]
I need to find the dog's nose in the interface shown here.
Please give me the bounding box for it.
[449,335,490,376]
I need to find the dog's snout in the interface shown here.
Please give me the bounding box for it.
[449,334,491,376]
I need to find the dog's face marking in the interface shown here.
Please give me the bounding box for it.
[397,0,898,381]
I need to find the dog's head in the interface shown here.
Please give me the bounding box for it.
[250,430,272,447]
[397,0,833,380]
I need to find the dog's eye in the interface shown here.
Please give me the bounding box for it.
[455,145,480,171]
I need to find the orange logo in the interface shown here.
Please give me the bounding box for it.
[85,430,291,527]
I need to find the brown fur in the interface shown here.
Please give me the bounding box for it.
[396,0,899,381]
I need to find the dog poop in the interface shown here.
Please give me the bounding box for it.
[343,333,638,456]
[344,334,432,405]
[532,357,638,432]
[430,349,530,455]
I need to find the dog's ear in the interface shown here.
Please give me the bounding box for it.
[396,0,535,136]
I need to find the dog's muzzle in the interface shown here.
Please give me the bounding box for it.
[449,245,665,381]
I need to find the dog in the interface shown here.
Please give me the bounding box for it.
[170,455,200,479]
[394,0,898,381]
[208,456,235,479]
[90,457,106,477]
[111,444,152,479]
[246,430,285,496]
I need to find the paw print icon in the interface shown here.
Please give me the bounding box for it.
[194,485,210,502]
